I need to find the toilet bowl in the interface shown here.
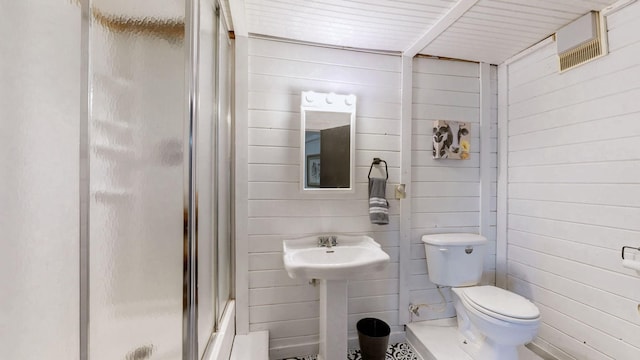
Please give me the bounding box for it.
[421,233,541,360]
[452,286,540,360]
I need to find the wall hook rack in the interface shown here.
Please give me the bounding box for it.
[368,157,388,180]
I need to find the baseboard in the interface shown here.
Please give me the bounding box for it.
[527,339,573,360]
[405,323,434,360]
[231,330,269,360]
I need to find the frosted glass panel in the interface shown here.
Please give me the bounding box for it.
[0,2,80,359]
[197,2,218,356]
[88,3,185,359]
[217,17,233,320]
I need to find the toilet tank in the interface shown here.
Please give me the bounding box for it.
[421,233,488,287]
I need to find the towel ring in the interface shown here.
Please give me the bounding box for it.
[368,158,388,180]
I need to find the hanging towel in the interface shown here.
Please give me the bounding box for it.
[369,177,389,225]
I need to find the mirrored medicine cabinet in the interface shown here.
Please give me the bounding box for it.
[300,91,356,193]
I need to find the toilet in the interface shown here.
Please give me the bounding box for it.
[421,233,540,360]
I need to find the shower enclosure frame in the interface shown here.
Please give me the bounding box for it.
[77,0,229,359]
[184,0,200,358]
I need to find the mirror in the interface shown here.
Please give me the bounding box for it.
[300,91,356,192]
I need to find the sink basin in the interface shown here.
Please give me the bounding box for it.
[283,235,390,359]
[283,235,390,280]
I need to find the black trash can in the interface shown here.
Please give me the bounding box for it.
[356,318,390,360]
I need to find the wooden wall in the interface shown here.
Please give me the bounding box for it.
[246,38,403,358]
[505,3,640,359]
[244,37,498,359]
[409,57,498,320]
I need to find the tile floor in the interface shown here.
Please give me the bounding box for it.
[281,342,420,360]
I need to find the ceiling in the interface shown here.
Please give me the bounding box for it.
[225,0,619,64]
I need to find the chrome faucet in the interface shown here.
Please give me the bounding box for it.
[318,235,338,248]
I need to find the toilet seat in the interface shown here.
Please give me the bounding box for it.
[457,286,540,324]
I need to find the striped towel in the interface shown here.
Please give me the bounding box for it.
[369,177,389,225]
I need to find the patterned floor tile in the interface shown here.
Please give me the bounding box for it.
[280,342,419,360]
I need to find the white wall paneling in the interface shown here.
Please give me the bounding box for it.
[227,0,247,36]
[496,34,556,291]
[0,2,81,358]
[243,37,499,360]
[246,37,402,358]
[504,2,640,358]
[409,56,498,321]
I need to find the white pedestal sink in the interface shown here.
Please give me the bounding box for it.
[283,235,390,360]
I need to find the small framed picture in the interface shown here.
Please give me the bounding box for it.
[306,154,321,187]
[433,120,471,160]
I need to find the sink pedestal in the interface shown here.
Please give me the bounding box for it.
[282,235,390,360]
[319,279,348,360]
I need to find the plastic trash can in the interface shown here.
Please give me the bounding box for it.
[356,317,390,360]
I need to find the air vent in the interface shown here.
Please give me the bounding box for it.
[556,11,608,72]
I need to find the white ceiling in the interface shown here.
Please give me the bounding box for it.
[227,0,619,64]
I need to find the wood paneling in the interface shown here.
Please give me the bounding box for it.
[505,3,640,358]
[240,0,620,65]
[247,37,402,357]
[409,57,498,321]
[420,0,615,64]
[244,0,457,52]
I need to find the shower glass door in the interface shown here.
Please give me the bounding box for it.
[88,1,186,358]
[1,0,229,358]
[196,0,219,356]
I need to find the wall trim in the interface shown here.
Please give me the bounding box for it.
[479,63,492,240]
[404,0,480,57]
[79,1,91,359]
[183,0,200,357]
[503,36,554,66]
[234,35,249,334]
[602,0,637,16]
[249,33,402,56]
[526,341,563,360]
[399,55,413,326]
[495,63,508,289]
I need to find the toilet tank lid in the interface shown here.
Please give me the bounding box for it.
[421,233,488,246]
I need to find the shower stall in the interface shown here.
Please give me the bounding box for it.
[0,0,233,359]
